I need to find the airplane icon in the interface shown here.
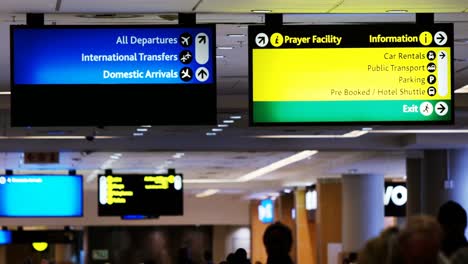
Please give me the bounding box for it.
[180,67,193,82]
[181,69,191,78]
[179,33,193,47]
[180,51,192,64]
[181,36,190,46]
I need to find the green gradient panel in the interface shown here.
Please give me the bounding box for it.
[253,100,451,123]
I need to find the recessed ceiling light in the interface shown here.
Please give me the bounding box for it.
[212,128,223,132]
[141,125,152,128]
[172,153,185,159]
[216,55,225,59]
[154,169,166,174]
[217,46,234,50]
[371,129,468,133]
[223,120,234,124]
[218,124,228,128]
[206,132,217,136]
[0,91,11,95]
[230,115,242,120]
[386,10,408,13]
[133,133,144,136]
[454,38,468,44]
[86,169,101,183]
[136,128,148,132]
[251,10,272,13]
[236,150,318,182]
[195,189,220,198]
[227,34,246,38]
[455,84,468,93]
[255,130,368,139]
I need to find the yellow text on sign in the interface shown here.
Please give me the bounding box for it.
[252,47,451,102]
[144,175,175,190]
[106,176,133,204]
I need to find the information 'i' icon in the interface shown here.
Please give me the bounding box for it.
[270,33,284,47]
[419,31,433,46]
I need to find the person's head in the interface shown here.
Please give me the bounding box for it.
[358,226,400,264]
[235,248,247,260]
[438,200,467,236]
[398,215,443,264]
[263,222,293,258]
[226,253,236,264]
[348,252,358,262]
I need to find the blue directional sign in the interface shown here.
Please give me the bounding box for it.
[10,25,217,126]
[12,26,214,85]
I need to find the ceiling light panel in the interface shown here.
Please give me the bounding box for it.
[195,189,220,198]
[236,150,318,182]
[197,0,340,13]
[284,13,414,24]
[60,0,200,12]
[335,0,465,13]
[455,85,468,93]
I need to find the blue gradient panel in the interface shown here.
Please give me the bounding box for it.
[13,27,214,85]
[0,175,83,217]
[0,230,12,245]
[258,199,274,223]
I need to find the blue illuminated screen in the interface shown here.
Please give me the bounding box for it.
[0,230,12,245]
[0,175,83,217]
[13,27,214,85]
[258,199,274,224]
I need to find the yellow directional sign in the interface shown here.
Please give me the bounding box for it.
[249,24,453,124]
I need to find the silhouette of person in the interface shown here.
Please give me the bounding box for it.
[226,253,237,264]
[438,200,468,257]
[263,222,294,264]
[235,248,251,264]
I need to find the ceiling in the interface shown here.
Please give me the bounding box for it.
[0,1,466,197]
